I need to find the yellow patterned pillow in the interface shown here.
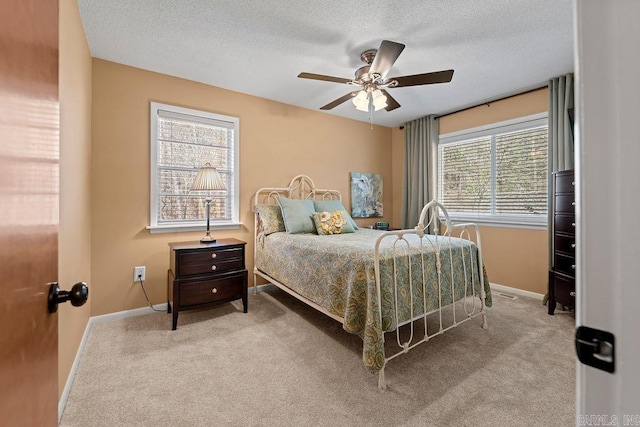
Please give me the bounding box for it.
[312,210,352,235]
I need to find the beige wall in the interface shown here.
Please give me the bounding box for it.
[476,225,548,292]
[58,0,92,399]
[90,59,393,316]
[440,88,549,294]
[439,88,548,134]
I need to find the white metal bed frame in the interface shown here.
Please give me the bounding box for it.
[253,175,488,389]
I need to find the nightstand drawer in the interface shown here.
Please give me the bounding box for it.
[551,271,575,308]
[178,247,243,266]
[179,258,244,276]
[555,194,575,213]
[554,214,576,234]
[555,172,575,194]
[180,272,246,307]
[554,253,576,276]
[554,234,576,255]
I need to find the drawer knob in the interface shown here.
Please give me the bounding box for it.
[571,264,576,269]
[212,288,218,294]
[571,181,575,186]
[572,222,576,227]
[211,253,217,259]
[211,265,217,271]
[571,243,576,249]
[570,291,576,297]
[571,201,576,206]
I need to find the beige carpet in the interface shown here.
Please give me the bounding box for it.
[60,287,575,426]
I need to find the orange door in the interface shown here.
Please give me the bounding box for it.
[0,0,60,425]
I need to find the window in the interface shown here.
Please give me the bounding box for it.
[149,102,240,233]
[438,114,548,227]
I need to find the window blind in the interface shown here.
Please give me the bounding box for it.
[495,127,548,215]
[439,122,548,223]
[155,108,235,224]
[440,136,492,213]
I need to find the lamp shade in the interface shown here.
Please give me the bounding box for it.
[192,163,226,191]
[352,90,369,111]
[371,89,387,111]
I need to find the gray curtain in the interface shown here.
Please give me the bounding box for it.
[547,74,575,270]
[401,115,438,229]
[549,74,574,172]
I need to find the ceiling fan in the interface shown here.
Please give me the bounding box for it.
[298,40,454,112]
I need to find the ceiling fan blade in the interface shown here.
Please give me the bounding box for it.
[369,40,405,80]
[391,69,454,88]
[298,72,352,84]
[320,92,355,110]
[381,90,401,112]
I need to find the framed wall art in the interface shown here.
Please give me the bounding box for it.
[350,172,383,218]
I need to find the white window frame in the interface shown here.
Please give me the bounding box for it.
[438,112,548,229]
[147,102,241,233]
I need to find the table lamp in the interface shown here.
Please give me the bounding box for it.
[191,163,226,243]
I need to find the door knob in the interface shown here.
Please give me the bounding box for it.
[48,282,89,313]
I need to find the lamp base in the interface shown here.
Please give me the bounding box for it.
[200,237,216,244]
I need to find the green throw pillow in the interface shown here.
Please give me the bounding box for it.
[277,197,316,234]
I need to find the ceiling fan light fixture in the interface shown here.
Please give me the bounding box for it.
[373,101,387,111]
[352,90,369,110]
[353,90,367,102]
[372,89,387,111]
[298,40,453,114]
[355,101,369,112]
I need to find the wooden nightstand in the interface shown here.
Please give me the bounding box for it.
[167,239,247,330]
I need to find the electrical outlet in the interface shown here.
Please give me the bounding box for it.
[134,266,146,282]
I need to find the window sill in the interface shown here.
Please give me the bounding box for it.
[441,215,547,230]
[146,222,243,234]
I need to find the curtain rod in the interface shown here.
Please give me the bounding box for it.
[399,85,547,129]
[436,86,547,119]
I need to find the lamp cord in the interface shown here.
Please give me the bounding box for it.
[138,277,164,312]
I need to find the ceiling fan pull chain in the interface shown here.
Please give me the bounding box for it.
[369,95,373,129]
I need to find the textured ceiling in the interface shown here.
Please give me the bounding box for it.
[77,0,574,128]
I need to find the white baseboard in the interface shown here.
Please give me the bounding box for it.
[490,282,545,301]
[58,315,92,423]
[89,303,169,324]
[58,303,168,422]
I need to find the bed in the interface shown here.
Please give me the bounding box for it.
[253,175,491,388]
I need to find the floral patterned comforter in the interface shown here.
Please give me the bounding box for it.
[255,228,491,372]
